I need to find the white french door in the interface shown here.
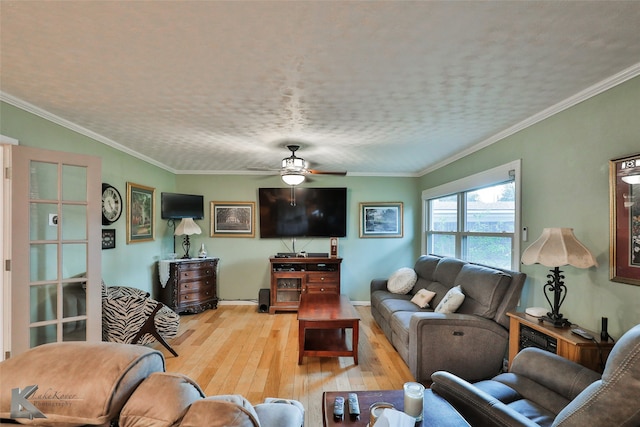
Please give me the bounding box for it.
[9,145,101,356]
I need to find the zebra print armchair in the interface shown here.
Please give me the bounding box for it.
[102,282,180,356]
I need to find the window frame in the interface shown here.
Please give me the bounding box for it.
[421,160,522,271]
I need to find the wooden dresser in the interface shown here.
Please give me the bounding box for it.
[158,258,219,314]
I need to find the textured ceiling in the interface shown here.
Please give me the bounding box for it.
[1,1,640,176]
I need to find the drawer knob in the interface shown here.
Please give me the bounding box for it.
[320,277,325,281]
[321,288,325,292]
[184,295,189,300]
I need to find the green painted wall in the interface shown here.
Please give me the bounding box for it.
[419,76,640,338]
[172,174,420,301]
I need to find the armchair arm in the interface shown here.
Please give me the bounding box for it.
[370,278,388,293]
[431,371,540,427]
[408,312,509,382]
[508,347,600,401]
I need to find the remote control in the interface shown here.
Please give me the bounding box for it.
[333,396,344,419]
[347,393,360,417]
[571,328,594,340]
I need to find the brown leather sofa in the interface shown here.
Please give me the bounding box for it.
[371,255,526,383]
[430,323,640,426]
[0,342,303,427]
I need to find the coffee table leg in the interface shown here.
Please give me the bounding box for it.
[353,320,359,365]
[298,320,304,365]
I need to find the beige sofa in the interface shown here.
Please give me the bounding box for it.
[371,255,526,383]
[0,342,303,427]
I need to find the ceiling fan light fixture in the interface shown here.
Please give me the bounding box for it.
[281,172,305,186]
[282,156,307,170]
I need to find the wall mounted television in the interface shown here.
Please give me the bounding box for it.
[161,192,204,219]
[258,187,347,238]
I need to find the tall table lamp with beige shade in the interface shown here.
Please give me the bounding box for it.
[521,228,597,327]
[175,218,202,259]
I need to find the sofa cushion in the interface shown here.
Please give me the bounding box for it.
[455,264,511,319]
[0,342,164,426]
[119,372,205,427]
[411,289,436,308]
[376,294,421,323]
[434,286,465,314]
[387,267,417,294]
[410,255,441,293]
[179,396,260,427]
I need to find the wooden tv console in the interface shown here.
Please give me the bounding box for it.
[269,257,342,314]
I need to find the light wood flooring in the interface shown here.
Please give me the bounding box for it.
[150,304,415,426]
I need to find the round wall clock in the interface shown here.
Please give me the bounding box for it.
[102,183,123,225]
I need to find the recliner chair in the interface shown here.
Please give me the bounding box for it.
[431,323,640,427]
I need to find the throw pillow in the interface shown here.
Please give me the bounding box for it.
[387,267,418,294]
[411,289,437,308]
[434,286,465,313]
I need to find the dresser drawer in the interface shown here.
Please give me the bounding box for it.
[176,264,215,281]
[179,284,215,305]
[306,283,339,294]
[180,279,213,293]
[306,271,339,284]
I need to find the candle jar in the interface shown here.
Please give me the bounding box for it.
[369,402,394,426]
[403,381,425,421]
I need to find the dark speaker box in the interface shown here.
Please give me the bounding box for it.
[258,288,270,313]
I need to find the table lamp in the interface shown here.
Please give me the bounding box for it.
[521,228,597,327]
[175,218,202,259]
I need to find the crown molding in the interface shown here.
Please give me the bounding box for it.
[418,62,640,176]
[0,92,177,174]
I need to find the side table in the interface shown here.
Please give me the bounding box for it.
[507,311,614,372]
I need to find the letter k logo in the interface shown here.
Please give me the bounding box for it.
[10,385,46,420]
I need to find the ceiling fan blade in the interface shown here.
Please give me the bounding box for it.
[308,169,347,176]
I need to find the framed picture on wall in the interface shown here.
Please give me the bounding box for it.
[126,182,155,243]
[210,201,255,238]
[609,152,640,286]
[359,202,403,238]
[102,229,116,249]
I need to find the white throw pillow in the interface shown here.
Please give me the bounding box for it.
[434,286,465,313]
[410,289,436,308]
[387,268,418,294]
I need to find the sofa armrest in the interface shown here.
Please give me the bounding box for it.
[408,312,509,382]
[431,371,540,427]
[508,347,601,401]
[370,278,388,293]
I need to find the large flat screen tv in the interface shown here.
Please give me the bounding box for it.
[161,192,204,219]
[258,187,347,238]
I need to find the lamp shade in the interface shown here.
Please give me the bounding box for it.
[521,228,597,268]
[174,218,202,236]
[281,172,305,186]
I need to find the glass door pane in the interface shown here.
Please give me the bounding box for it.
[26,160,90,348]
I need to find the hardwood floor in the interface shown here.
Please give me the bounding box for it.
[150,304,415,426]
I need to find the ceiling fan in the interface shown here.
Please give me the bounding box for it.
[267,144,347,186]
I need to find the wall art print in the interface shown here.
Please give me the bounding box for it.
[610,153,640,286]
[126,182,155,243]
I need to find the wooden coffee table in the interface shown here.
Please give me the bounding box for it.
[322,390,471,427]
[297,293,360,365]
